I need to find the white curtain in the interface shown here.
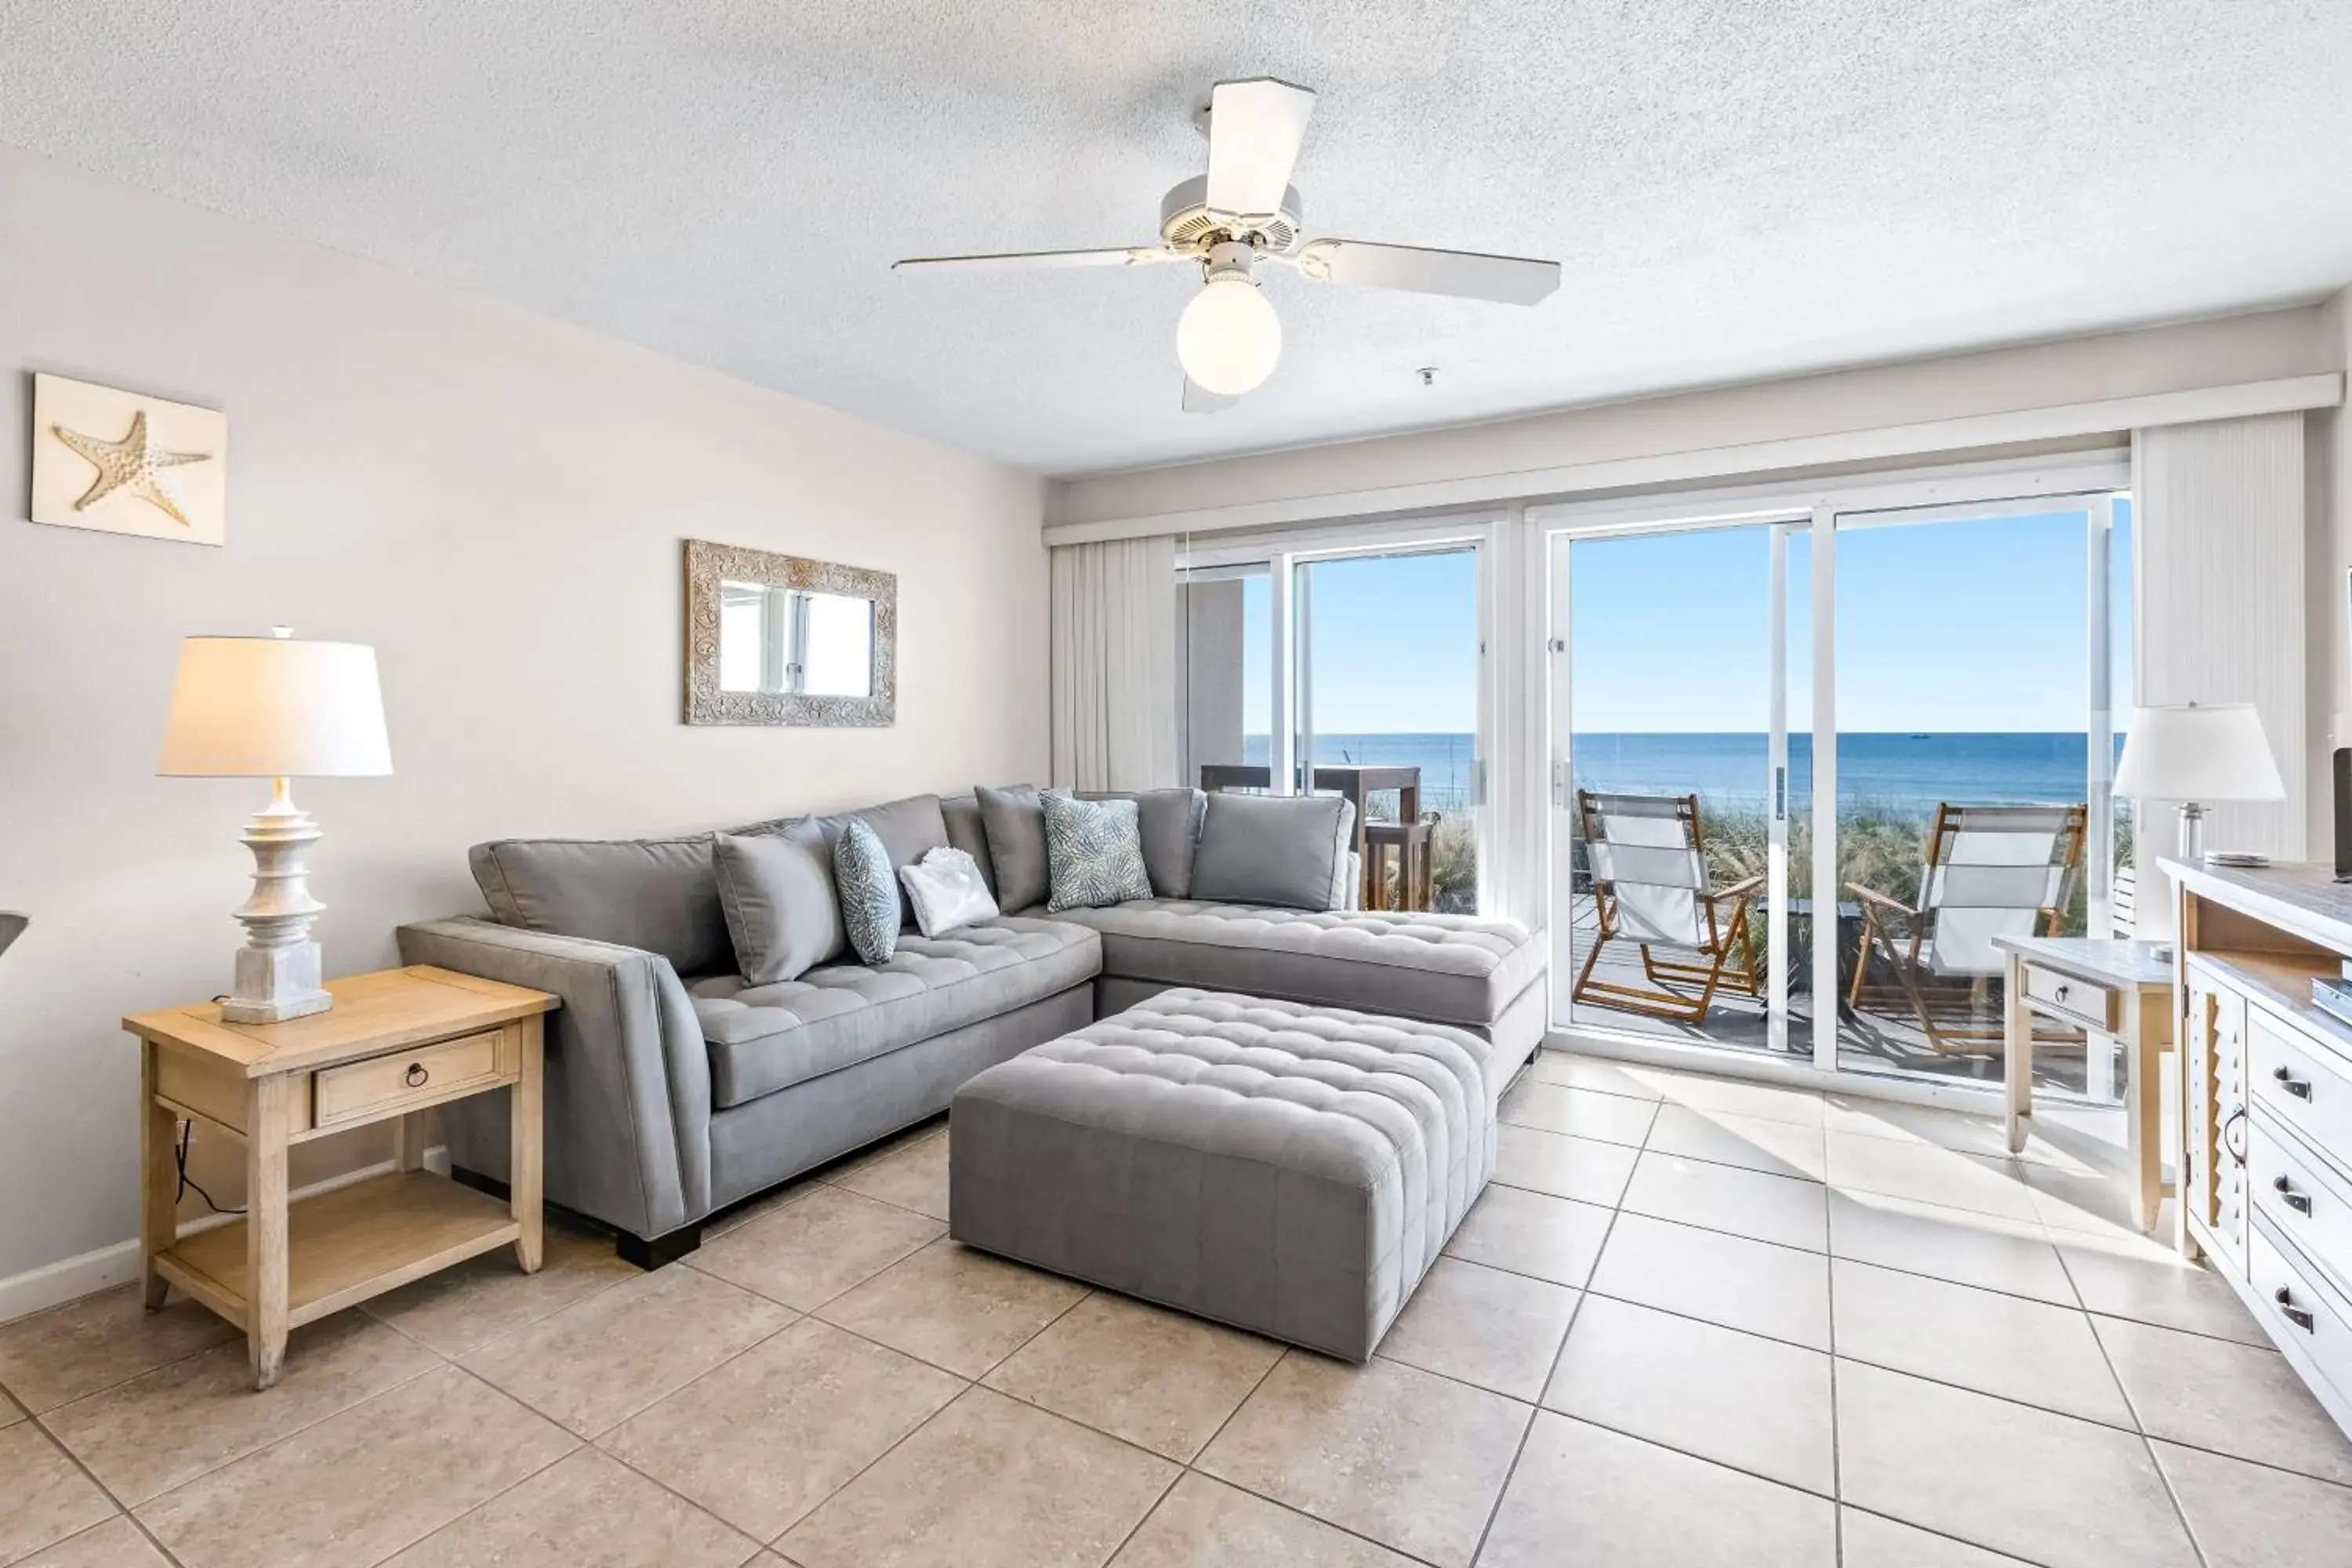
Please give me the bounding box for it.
[1051,537,1180,791]
[2132,412,2307,877]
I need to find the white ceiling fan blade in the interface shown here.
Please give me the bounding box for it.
[1294,238,1560,305]
[1181,378,1238,414]
[1205,78,1316,217]
[893,245,1184,273]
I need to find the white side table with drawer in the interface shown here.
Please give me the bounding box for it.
[1995,935,2176,1231]
[124,964,557,1389]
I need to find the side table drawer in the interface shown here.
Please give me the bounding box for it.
[2023,964,2119,1032]
[312,1029,503,1131]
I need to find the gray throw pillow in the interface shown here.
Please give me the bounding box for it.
[470,837,730,975]
[976,784,1051,911]
[711,825,844,985]
[1080,789,1206,898]
[1042,793,1153,913]
[833,818,901,964]
[1189,793,1353,912]
[938,795,998,896]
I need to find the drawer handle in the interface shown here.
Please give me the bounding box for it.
[2277,1287,2317,1333]
[2274,1174,2314,1215]
[2053,982,2070,1002]
[404,1062,430,1088]
[2274,1066,2314,1101]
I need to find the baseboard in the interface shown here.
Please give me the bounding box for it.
[0,1145,450,1327]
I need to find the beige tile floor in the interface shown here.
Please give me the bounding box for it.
[6,1053,2352,1567]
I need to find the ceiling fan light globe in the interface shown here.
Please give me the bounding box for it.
[1175,276,1281,397]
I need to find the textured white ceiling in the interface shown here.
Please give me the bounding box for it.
[4,2,2350,476]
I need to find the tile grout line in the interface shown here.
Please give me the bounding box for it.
[611,1277,1106,1553]
[20,1400,194,1568]
[1462,1069,1652,1567]
[41,1340,454,1537]
[575,1329,974,1554]
[389,1359,646,1568]
[1171,1345,1502,1566]
[2080,1304,2214,1568]
[1824,1194,1846,1565]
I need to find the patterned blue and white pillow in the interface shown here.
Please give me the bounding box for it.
[1042,793,1153,913]
[833,818,901,964]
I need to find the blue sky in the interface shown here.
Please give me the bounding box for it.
[1231,504,2132,735]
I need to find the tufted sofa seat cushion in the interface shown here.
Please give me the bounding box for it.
[1040,900,1543,1030]
[949,989,1495,1361]
[688,917,1100,1109]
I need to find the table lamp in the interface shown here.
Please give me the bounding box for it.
[2112,702,2285,867]
[158,628,392,1022]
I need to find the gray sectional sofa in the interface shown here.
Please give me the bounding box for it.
[397,787,1544,1265]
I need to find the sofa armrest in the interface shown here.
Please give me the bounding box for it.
[397,916,711,1240]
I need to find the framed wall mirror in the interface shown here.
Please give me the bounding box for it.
[684,539,895,725]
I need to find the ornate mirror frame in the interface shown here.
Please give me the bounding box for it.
[682,539,897,727]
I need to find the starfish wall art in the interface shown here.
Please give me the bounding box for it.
[29,374,228,546]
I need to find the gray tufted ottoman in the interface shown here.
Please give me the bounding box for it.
[948,988,1497,1361]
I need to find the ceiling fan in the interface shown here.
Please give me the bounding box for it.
[892,78,1562,412]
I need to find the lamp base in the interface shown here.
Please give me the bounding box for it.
[223,940,332,1023]
[222,778,334,1025]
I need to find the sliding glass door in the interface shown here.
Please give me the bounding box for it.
[1548,479,2132,1100]
[1178,532,1489,916]
[1828,496,2132,1098]
[1293,548,1483,913]
[1554,519,1809,1055]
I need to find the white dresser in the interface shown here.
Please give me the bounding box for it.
[2172,858,2352,1439]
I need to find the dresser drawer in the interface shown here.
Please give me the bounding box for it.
[2249,1114,2352,1301]
[2250,1223,2352,1409]
[311,1030,504,1130]
[2248,1008,2352,1169]
[2022,964,2119,1032]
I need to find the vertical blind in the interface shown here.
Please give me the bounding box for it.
[1049,536,1180,792]
[2132,412,2307,862]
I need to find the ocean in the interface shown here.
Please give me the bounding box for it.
[1240,731,2121,813]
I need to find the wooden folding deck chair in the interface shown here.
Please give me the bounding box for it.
[1846,802,2087,1054]
[1573,791,1762,1025]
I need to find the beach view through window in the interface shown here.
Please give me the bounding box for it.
[1566,501,2133,1087]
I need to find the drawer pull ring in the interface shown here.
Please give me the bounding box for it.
[2273,1066,2314,1101]
[404,1063,430,1088]
[2274,1175,2314,1215]
[2276,1287,2317,1333]
[2054,983,2069,1002]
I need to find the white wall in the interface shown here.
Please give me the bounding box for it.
[1052,307,2337,530]
[0,147,1048,1303]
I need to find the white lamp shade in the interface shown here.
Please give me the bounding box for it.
[2112,702,2283,803]
[158,635,393,778]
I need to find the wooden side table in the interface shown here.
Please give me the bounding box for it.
[123,965,557,1389]
[1994,935,2175,1232]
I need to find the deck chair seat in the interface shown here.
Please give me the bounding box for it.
[1573,791,1761,1027]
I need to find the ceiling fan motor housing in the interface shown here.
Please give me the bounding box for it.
[1160,174,1302,254]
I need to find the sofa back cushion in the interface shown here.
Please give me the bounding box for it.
[939,795,997,896]
[712,824,846,984]
[1189,793,1356,912]
[811,793,950,870]
[1080,789,1206,898]
[976,784,1050,911]
[470,836,731,975]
